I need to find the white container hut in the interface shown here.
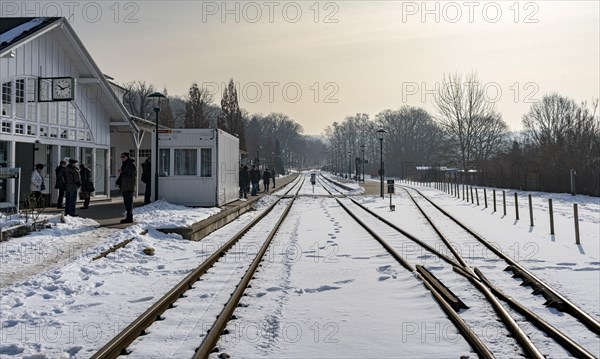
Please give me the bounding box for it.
[152,128,239,207]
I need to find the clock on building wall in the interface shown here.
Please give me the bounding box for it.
[38,77,74,102]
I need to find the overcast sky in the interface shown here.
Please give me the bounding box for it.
[5,1,598,135]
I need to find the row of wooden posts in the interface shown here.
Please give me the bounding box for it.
[403,179,582,244]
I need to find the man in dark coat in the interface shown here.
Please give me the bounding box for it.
[239,165,250,199]
[64,159,81,216]
[116,152,137,223]
[262,168,271,192]
[271,168,276,188]
[249,166,261,196]
[79,164,94,209]
[141,157,151,205]
[54,160,67,208]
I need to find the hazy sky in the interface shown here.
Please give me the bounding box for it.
[5,1,598,135]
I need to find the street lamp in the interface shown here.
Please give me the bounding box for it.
[256,145,262,170]
[348,151,352,180]
[377,129,387,197]
[360,144,365,182]
[148,91,167,202]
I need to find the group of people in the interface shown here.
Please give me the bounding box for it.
[30,158,94,217]
[239,165,275,198]
[29,151,137,224]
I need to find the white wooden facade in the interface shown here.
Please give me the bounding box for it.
[152,129,239,207]
[0,17,141,207]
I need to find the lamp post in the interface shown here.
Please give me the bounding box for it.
[256,145,262,170]
[377,129,387,197]
[348,151,352,180]
[148,91,166,202]
[360,144,365,182]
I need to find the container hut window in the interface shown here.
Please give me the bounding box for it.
[200,148,212,177]
[159,149,170,177]
[174,149,197,176]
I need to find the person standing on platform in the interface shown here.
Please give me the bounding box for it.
[271,168,276,188]
[54,160,67,208]
[64,159,81,217]
[262,168,271,192]
[29,163,45,206]
[141,157,151,205]
[239,165,249,199]
[79,164,94,209]
[250,165,260,196]
[116,152,137,223]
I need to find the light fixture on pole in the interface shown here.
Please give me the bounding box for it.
[256,145,262,170]
[360,144,365,182]
[376,129,387,198]
[348,151,352,180]
[148,91,167,202]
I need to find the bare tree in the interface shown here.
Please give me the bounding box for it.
[184,82,213,128]
[123,81,155,119]
[434,72,508,170]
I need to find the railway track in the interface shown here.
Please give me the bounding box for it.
[91,173,598,358]
[91,176,305,358]
[319,174,599,359]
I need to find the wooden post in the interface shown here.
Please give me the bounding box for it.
[470,186,474,204]
[503,191,506,216]
[484,188,488,208]
[462,185,465,200]
[514,193,519,220]
[493,189,496,212]
[549,199,554,235]
[574,203,580,244]
[528,194,534,226]
[475,188,479,206]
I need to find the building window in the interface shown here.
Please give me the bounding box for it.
[27,78,36,122]
[1,121,11,133]
[27,124,36,136]
[40,126,48,137]
[49,103,57,124]
[15,123,24,134]
[15,79,25,119]
[174,149,197,176]
[159,149,170,177]
[200,148,212,177]
[2,81,12,117]
[68,129,76,140]
[50,127,58,138]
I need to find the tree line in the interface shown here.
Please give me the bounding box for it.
[121,78,328,175]
[324,72,600,196]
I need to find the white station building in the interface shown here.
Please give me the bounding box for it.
[0,17,239,209]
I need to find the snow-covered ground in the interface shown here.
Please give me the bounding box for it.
[0,173,598,358]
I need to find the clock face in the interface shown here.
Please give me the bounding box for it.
[52,78,73,100]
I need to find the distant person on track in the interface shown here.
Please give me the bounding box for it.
[116,152,137,223]
[64,159,81,217]
[262,168,271,192]
[141,156,151,205]
[54,160,67,208]
[239,165,250,199]
[79,163,94,209]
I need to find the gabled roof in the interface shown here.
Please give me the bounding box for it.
[0,17,138,133]
[0,17,61,52]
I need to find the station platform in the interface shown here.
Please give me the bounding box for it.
[42,174,300,232]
